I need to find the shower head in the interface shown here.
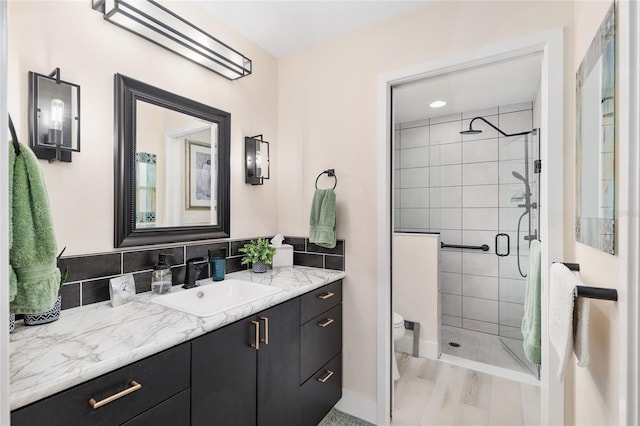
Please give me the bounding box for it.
[460,127,482,135]
[460,116,534,137]
[512,171,526,182]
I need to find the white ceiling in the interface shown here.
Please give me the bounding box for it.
[197,0,431,57]
[393,53,543,123]
[194,1,541,123]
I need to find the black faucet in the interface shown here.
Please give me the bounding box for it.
[183,257,208,289]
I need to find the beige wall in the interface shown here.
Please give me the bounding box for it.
[7,0,626,421]
[7,0,279,255]
[568,2,620,425]
[277,0,574,407]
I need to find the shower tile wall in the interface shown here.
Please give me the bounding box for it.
[394,102,534,339]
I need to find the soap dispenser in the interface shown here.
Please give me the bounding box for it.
[151,253,172,295]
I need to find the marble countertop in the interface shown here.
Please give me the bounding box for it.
[9,266,345,411]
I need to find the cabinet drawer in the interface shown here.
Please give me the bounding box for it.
[300,353,342,426]
[122,389,190,426]
[300,280,342,324]
[300,304,342,382]
[11,343,190,426]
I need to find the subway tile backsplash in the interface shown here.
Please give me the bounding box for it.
[55,236,345,311]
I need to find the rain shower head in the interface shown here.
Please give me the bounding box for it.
[459,116,533,137]
[460,127,482,135]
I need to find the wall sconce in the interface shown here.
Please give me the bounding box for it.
[245,135,270,185]
[28,68,81,162]
[92,0,252,80]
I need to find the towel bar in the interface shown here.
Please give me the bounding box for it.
[559,262,618,301]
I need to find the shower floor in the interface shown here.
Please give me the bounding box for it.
[440,325,537,378]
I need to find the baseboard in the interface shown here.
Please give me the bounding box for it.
[335,388,378,424]
[396,335,439,359]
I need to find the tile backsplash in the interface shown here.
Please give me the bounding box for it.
[56,236,345,311]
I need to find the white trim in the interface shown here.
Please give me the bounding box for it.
[376,27,565,426]
[376,65,392,425]
[0,1,10,423]
[619,1,640,424]
[334,389,378,425]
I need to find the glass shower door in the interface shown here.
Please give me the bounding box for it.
[497,130,540,375]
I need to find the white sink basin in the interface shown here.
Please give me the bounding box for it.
[152,279,282,317]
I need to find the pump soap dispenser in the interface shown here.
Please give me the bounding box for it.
[152,253,173,295]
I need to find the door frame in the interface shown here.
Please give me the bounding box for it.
[619,1,640,424]
[1,0,10,423]
[376,27,565,426]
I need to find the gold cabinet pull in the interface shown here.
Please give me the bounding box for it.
[250,320,260,350]
[260,316,269,345]
[318,292,334,300]
[89,380,142,409]
[317,370,334,383]
[318,318,334,328]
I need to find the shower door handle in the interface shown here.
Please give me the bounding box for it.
[495,233,510,257]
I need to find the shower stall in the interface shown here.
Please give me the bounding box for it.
[394,103,541,377]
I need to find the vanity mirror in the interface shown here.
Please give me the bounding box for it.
[576,2,615,254]
[114,74,230,247]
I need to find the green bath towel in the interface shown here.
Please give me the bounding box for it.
[521,240,541,364]
[9,141,60,314]
[309,189,336,249]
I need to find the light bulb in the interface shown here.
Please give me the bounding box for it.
[50,99,64,130]
[48,98,64,145]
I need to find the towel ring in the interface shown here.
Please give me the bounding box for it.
[8,114,21,156]
[315,169,337,189]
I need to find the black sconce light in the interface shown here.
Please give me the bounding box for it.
[28,68,81,162]
[245,135,270,185]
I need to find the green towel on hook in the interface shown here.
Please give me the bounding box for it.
[309,189,336,249]
[9,141,60,314]
[521,239,542,364]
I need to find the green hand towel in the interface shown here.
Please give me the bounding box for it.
[521,239,541,364]
[9,141,60,314]
[309,189,336,249]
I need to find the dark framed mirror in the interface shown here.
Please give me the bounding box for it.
[114,74,230,247]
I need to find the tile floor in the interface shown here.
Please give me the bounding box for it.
[392,353,541,426]
[319,408,374,426]
[440,325,537,376]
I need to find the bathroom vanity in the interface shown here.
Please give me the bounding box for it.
[9,267,344,426]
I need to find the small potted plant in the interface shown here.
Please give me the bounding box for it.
[239,238,276,273]
[24,247,68,326]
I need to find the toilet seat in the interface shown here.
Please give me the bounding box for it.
[393,312,404,328]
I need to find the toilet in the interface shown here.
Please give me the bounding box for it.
[392,312,405,381]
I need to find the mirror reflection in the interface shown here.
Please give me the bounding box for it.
[576,3,615,254]
[135,101,218,228]
[114,73,230,248]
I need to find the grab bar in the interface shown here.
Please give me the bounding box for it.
[559,262,618,301]
[440,242,489,252]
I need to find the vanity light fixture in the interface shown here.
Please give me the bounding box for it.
[28,68,81,162]
[429,100,446,108]
[245,135,270,185]
[92,0,252,80]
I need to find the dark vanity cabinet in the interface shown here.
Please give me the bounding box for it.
[191,297,301,426]
[11,343,190,426]
[299,280,343,426]
[11,280,343,426]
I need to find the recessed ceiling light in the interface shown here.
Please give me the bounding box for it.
[430,100,446,108]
